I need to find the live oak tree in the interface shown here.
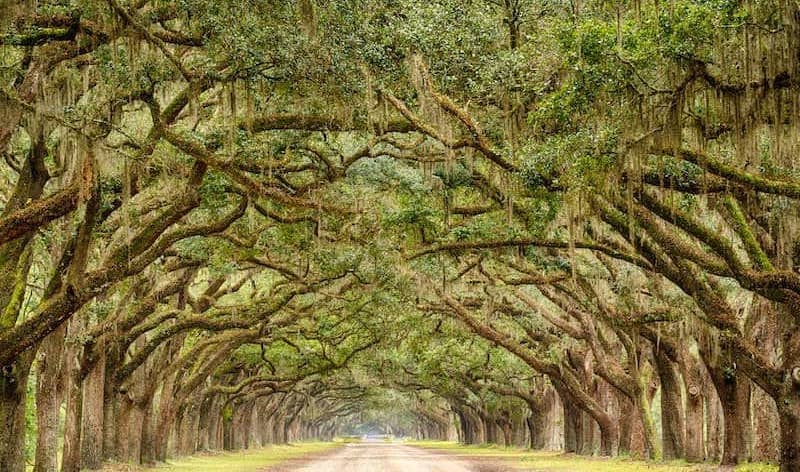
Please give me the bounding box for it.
[1,0,799,471]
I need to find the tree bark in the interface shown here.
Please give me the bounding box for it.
[617,395,633,455]
[178,408,194,455]
[81,351,106,469]
[224,413,234,449]
[579,408,594,455]
[154,372,178,460]
[0,144,50,472]
[101,373,117,462]
[114,393,132,462]
[34,327,65,472]
[457,409,472,444]
[197,395,214,451]
[748,299,781,463]
[498,411,512,446]
[635,386,657,459]
[562,396,581,453]
[680,352,706,462]
[705,381,722,462]
[778,396,800,472]
[139,395,157,464]
[61,355,83,472]
[655,350,685,460]
[0,352,34,472]
[481,411,497,444]
[525,401,546,449]
[207,399,222,449]
[709,366,750,465]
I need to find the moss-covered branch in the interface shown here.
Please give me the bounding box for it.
[658,147,800,199]
[408,238,652,270]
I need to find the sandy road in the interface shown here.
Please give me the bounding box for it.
[276,442,507,472]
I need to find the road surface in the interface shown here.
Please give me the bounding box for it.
[272,442,507,472]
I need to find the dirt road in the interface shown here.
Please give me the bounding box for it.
[270,442,508,472]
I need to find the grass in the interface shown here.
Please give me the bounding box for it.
[407,441,779,472]
[100,442,339,472]
[734,465,780,472]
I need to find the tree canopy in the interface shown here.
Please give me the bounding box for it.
[1,0,799,471]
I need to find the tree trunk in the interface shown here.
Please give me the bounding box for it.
[545,389,563,450]
[710,368,750,465]
[0,351,34,472]
[34,327,65,472]
[154,374,178,461]
[0,153,48,471]
[778,395,800,472]
[232,406,244,450]
[597,414,618,457]
[747,298,781,463]
[61,358,84,472]
[283,415,296,444]
[457,410,471,444]
[579,409,594,455]
[102,370,117,462]
[655,350,685,460]
[81,351,106,469]
[734,376,752,462]
[627,396,647,458]
[480,412,495,444]
[563,397,581,454]
[459,407,483,444]
[499,412,512,446]
[178,408,194,455]
[617,395,633,455]
[190,404,202,453]
[197,395,214,451]
[139,395,157,464]
[224,414,234,449]
[635,390,657,459]
[680,354,706,463]
[207,400,222,449]
[526,401,546,449]
[275,413,286,445]
[61,314,89,472]
[705,377,722,461]
[752,388,780,463]
[242,402,254,449]
[114,393,132,462]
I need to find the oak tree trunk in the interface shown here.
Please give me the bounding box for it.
[617,395,633,455]
[563,397,581,453]
[34,327,65,472]
[0,352,34,472]
[655,350,685,460]
[778,396,800,472]
[81,352,106,469]
[709,367,750,465]
[61,359,83,472]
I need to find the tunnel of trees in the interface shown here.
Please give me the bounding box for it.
[1,0,799,471]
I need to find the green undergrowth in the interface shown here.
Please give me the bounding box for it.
[407,441,779,472]
[734,464,780,472]
[99,442,339,472]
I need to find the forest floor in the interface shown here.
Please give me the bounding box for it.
[408,441,779,472]
[96,442,340,471]
[88,441,780,472]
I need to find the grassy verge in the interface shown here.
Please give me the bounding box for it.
[100,442,339,472]
[406,441,779,472]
